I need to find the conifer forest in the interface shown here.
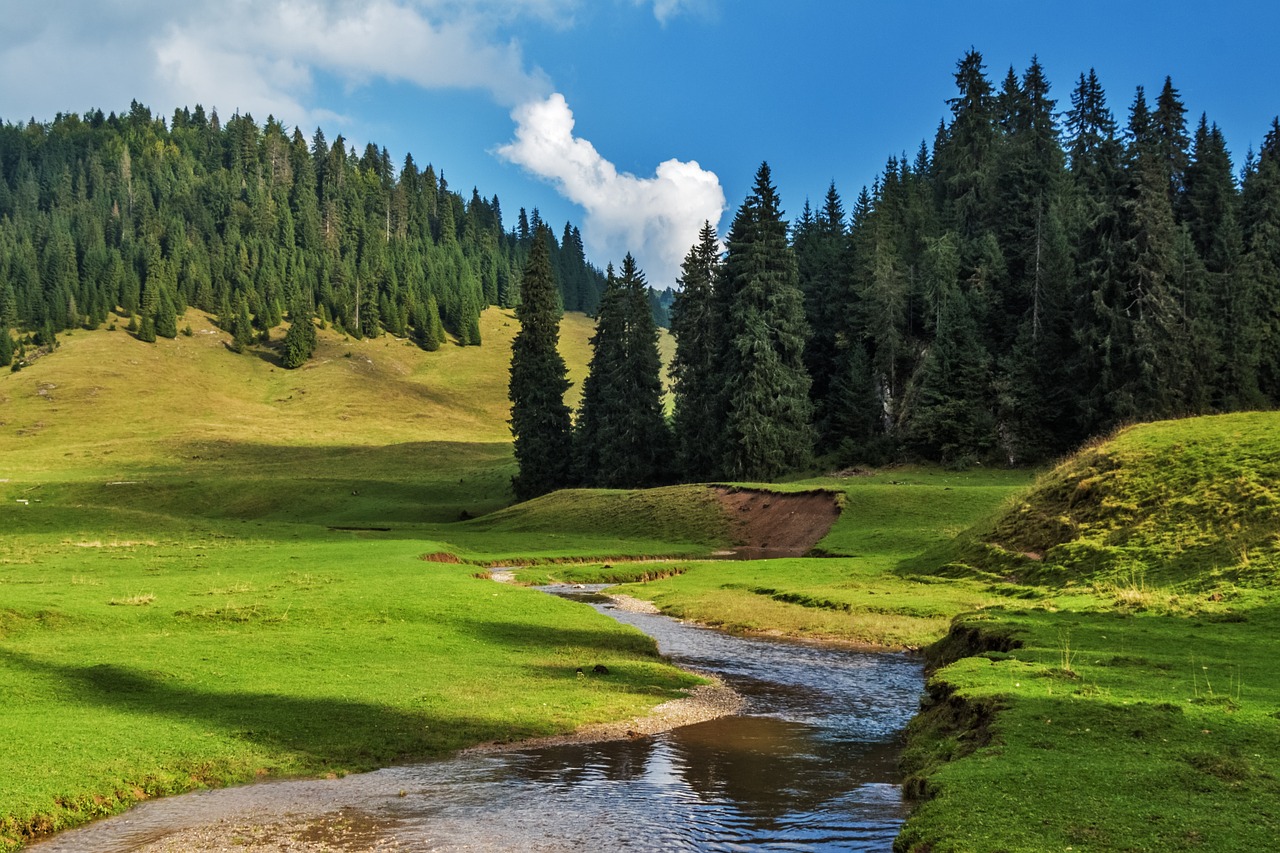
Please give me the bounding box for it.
[0,101,609,360]
[5,51,1280,489]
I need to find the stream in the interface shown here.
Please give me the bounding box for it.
[31,585,925,852]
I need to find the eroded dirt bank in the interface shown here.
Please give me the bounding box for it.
[713,486,841,558]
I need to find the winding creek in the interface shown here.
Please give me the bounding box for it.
[32,585,925,852]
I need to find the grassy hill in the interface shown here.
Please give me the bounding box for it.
[937,413,1280,592]
[893,413,1280,852]
[0,309,718,851]
[8,312,1276,852]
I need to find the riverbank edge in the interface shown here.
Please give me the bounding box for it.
[461,590,747,753]
[17,591,747,853]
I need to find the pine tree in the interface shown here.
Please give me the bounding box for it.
[576,255,671,487]
[669,222,724,480]
[154,288,178,339]
[281,299,317,369]
[1064,69,1127,438]
[1183,117,1252,408]
[1111,97,1190,423]
[0,322,13,367]
[719,163,814,480]
[1241,119,1280,402]
[137,315,157,343]
[795,183,854,452]
[905,233,994,464]
[230,299,254,353]
[509,225,573,500]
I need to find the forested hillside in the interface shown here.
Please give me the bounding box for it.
[668,51,1280,471]
[0,101,608,356]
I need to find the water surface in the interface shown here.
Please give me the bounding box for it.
[32,586,924,851]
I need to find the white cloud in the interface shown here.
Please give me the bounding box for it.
[0,0,553,125]
[498,93,725,287]
[0,0,724,281]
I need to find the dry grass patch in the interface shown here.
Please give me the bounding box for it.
[108,593,155,606]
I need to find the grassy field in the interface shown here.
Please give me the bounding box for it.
[513,415,1280,852]
[891,413,1280,852]
[0,309,714,851]
[6,312,1279,852]
[514,468,1035,648]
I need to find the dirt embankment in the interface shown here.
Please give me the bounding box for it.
[713,487,841,558]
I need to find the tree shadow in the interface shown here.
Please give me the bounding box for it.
[0,647,526,767]
[452,615,662,661]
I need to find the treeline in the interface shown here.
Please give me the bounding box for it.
[681,52,1280,470]
[510,166,812,496]
[0,101,610,364]
[768,50,1280,466]
[512,50,1280,498]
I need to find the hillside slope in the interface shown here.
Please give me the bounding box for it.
[2,307,613,525]
[897,413,1280,852]
[933,412,1280,591]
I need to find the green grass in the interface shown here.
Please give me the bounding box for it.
[0,522,706,847]
[9,313,1280,853]
[892,413,1280,852]
[513,468,1035,649]
[0,310,706,851]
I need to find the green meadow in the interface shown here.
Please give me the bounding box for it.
[0,309,714,850]
[4,312,1280,852]
[517,417,1280,852]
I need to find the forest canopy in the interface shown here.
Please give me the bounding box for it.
[0,101,611,353]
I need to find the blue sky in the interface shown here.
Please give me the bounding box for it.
[2,0,1278,286]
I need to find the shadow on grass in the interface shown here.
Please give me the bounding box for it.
[14,439,517,534]
[0,648,536,768]
[452,616,662,661]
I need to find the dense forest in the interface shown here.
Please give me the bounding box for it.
[667,51,1280,472]
[516,50,1280,497]
[0,100,613,360]
[6,50,1280,482]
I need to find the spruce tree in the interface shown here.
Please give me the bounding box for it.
[905,233,994,464]
[230,299,254,353]
[669,222,724,480]
[1241,120,1280,402]
[509,225,573,500]
[0,322,13,367]
[576,255,671,487]
[1182,117,1251,408]
[719,163,814,480]
[154,289,178,339]
[1064,69,1127,438]
[795,183,855,452]
[281,300,317,369]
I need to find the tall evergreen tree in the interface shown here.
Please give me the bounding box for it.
[281,298,318,368]
[669,221,724,480]
[509,225,573,500]
[1064,69,1127,437]
[1241,119,1280,402]
[576,255,671,487]
[905,233,995,463]
[0,322,13,367]
[795,183,855,451]
[719,163,814,480]
[154,288,178,339]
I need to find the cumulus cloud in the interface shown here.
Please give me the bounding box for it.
[498,93,725,287]
[0,0,553,126]
[0,0,723,282]
[641,0,701,25]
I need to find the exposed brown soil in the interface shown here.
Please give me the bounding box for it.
[418,551,462,563]
[713,487,842,558]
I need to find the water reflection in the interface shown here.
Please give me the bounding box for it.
[32,590,924,852]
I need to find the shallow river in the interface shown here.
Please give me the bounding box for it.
[32,587,925,852]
